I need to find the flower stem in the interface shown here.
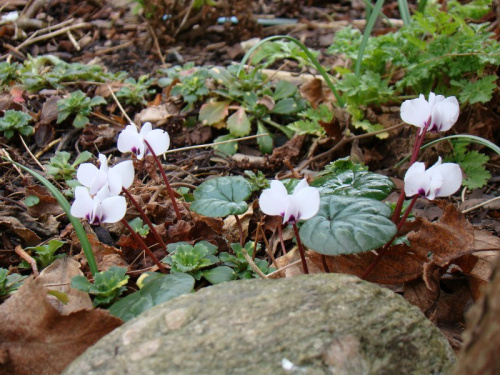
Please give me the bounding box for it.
[143,139,182,221]
[278,222,287,255]
[292,223,309,274]
[321,254,331,273]
[120,218,167,273]
[362,195,418,280]
[234,214,244,246]
[122,187,167,254]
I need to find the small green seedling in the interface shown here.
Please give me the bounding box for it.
[0,110,33,139]
[244,170,270,191]
[0,268,27,299]
[45,151,93,181]
[57,90,106,128]
[71,266,129,307]
[20,239,66,270]
[128,217,150,236]
[445,140,491,189]
[287,104,334,137]
[0,61,20,85]
[163,241,219,280]
[116,75,154,106]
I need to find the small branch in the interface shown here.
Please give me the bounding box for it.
[462,196,500,214]
[234,214,244,246]
[240,246,268,279]
[14,22,90,50]
[107,84,135,126]
[292,222,309,274]
[15,245,39,277]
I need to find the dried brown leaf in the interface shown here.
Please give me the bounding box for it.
[0,278,122,375]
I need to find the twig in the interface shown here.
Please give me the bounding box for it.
[240,246,268,279]
[35,138,61,158]
[0,148,24,178]
[462,196,500,214]
[142,16,166,65]
[19,134,45,171]
[14,22,90,51]
[107,84,135,125]
[15,245,39,277]
[266,259,303,278]
[164,133,269,154]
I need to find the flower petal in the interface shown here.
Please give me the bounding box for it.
[98,154,109,172]
[76,162,98,188]
[111,160,135,189]
[432,163,462,197]
[89,169,108,196]
[259,180,288,217]
[404,162,429,197]
[292,178,310,195]
[144,129,170,156]
[70,186,94,219]
[139,122,152,136]
[100,196,127,223]
[292,186,320,221]
[117,125,141,155]
[427,171,444,200]
[431,96,459,132]
[400,94,432,129]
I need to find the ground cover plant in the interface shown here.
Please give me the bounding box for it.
[0,0,499,373]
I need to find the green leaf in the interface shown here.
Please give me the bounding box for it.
[226,107,251,137]
[199,101,229,125]
[273,80,297,100]
[24,195,40,207]
[72,113,89,128]
[202,266,236,284]
[271,98,298,114]
[190,176,252,217]
[73,151,93,166]
[256,121,273,154]
[108,273,195,321]
[312,170,394,200]
[299,196,397,256]
[452,75,497,104]
[213,134,238,156]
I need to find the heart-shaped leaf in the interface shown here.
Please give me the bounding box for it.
[299,196,397,256]
[312,170,394,200]
[108,273,194,321]
[190,176,252,217]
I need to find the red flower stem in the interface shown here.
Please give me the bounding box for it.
[292,222,309,274]
[362,195,418,280]
[234,214,244,246]
[120,218,167,273]
[321,254,330,273]
[277,222,287,255]
[143,140,182,221]
[122,187,167,254]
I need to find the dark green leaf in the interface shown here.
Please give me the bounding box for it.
[202,266,236,284]
[299,196,397,256]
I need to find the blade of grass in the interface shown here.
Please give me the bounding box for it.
[397,0,411,25]
[2,158,98,276]
[237,35,345,107]
[355,0,385,77]
[395,134,500,167]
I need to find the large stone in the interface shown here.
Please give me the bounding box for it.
[64,274,455,375]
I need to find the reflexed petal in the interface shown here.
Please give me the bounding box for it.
[100,196,127,223]
[98,154,108,172]
[433,163,462,197]
[293,186,320,221]
[89,169,108,196]
[427,172,444,200]
[292,179,309,195]
[400,94,431,129]
[76,162,98,187]
[431,97,459,132]
[404,162,428,197]
[106,169,124,196]
[144,129,170,156]
[117,125,141,154]
[71,186,94,218]
[139,122,153,136]
[259,180,288,217]
[111,160,135,189]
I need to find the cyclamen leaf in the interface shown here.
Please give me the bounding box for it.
[190,176,252,217]
[299,196,397,256]
[108,273,194,321]
[312,170,394,200]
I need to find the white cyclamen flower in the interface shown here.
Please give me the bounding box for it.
[117,122,170,160]
[259,179,320,225]
[71,186,127,225]
[400,92,459,133]
[76,154,134,200]
[404,157,462,200]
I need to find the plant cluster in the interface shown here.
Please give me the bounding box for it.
[57,90,106,128]
[19,240,67,270]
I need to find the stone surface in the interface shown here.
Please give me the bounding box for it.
[63,274,455,375]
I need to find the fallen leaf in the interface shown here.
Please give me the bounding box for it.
[0,211,41,246]
[26,184,64,217]
[36,257,93,314]
[223,203,254,244]
[0,277,122,375]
